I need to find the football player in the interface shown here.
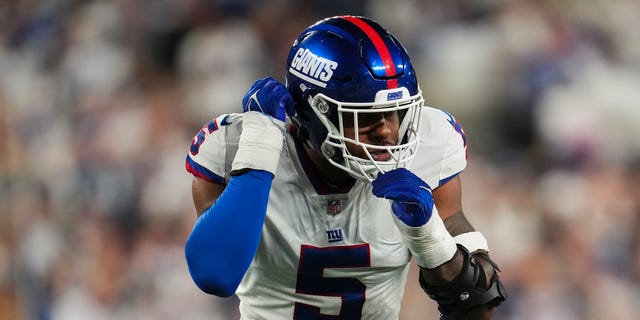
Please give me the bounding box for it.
[184,15,506,319]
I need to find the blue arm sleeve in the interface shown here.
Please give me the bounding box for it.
[185,170,272,297]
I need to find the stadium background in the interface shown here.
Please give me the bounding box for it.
[1,0,640,319]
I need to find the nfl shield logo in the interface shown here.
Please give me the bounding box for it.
[327,199,342,215]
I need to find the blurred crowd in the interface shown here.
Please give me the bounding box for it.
[1,0,639,319]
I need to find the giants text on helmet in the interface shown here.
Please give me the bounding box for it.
[288,47,338,88]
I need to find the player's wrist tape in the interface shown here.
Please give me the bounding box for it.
[392,206,457,269]
[453,231,489,254]
[232,112,285,175]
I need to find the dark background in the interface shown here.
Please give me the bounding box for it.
[2,0,640,319]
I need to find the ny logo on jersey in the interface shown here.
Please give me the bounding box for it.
[326,228,344,243]
[327,199,342,215]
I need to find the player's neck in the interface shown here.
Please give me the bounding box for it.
[303,144,354,188]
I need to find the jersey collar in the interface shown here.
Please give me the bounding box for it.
[289,125,355,195]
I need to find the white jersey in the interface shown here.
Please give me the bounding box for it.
[186,107,467,319]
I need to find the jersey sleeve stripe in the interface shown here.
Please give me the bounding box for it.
[186,156,226,184]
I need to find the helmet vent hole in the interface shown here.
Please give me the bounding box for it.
[333,75,352,83]
[325,31,343,39]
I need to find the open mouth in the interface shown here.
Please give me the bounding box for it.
[369,149,392,161]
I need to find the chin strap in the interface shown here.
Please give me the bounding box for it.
[419,245,508,319]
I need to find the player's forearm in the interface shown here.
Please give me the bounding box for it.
[419,211,504,319]
[185,170,273,297]
[419,251,497,320]
[420,209,492,286]
[421,210,473,284]
[443,210,475,236]
[419,249,463,286]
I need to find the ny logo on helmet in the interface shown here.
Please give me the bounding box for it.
[289,48,338,88]
[387,91,403,101]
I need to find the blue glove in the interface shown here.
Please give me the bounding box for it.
[242,77,294,121]
[372,168,434,227]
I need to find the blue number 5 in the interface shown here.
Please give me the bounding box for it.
[189,119,218,156]
[294,244,370,319]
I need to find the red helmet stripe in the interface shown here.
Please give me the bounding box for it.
[342,16,398,89]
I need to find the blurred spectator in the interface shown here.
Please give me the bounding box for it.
[2,0,640,319]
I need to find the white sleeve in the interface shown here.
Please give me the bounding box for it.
[437,112,467,185]
[410,107,467,188]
